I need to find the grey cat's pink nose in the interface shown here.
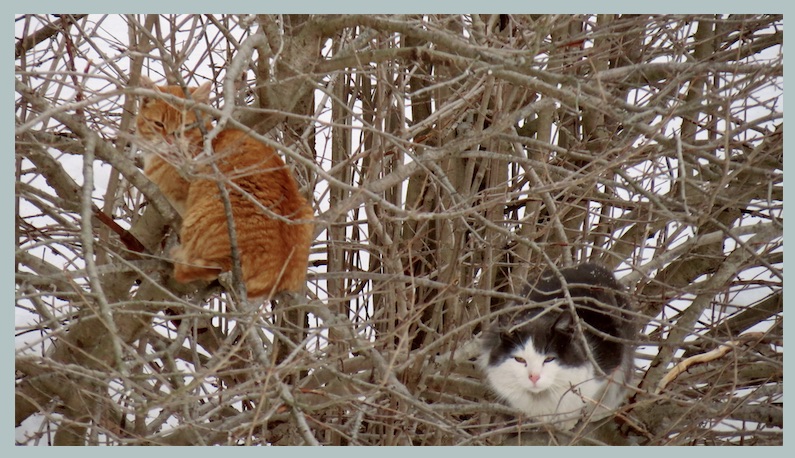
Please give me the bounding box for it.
[529,374,540,384]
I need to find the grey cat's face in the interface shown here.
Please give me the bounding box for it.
[483,309,587,371]
[488,309,590,376]
[481,311,601,423]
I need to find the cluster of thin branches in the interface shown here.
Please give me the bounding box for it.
[15,14,782,445]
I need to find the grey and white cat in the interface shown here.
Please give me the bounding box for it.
[480,263,636,429]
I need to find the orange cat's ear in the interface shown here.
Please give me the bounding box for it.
[191,82,212,104]
[139,76,162,105]
[139,75,160,91]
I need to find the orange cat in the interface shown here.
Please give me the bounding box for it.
[135,76,314,297]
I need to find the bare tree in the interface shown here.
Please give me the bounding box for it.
[15,14,782,445]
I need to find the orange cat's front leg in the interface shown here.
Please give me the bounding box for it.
[170,245,225,283]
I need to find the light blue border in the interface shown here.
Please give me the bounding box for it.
[7,2,788,455]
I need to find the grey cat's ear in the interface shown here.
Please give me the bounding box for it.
[191,81,212,103]
[480,326,502,349]
[490,325,514,345]
[553,312,574,333]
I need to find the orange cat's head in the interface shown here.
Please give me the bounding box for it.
[135,76,213,152]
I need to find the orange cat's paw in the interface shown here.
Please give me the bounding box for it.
[169,245,187,262]
[170,246,224,283]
